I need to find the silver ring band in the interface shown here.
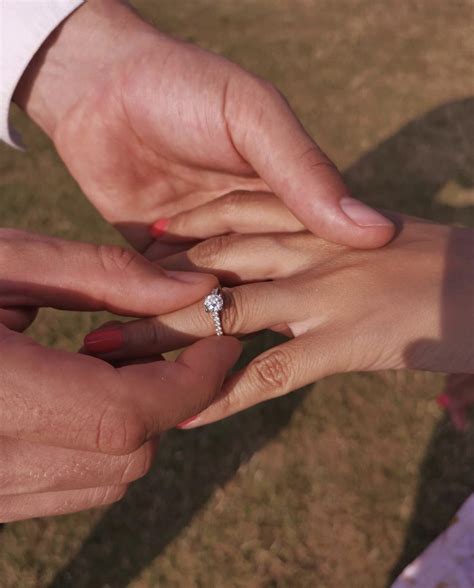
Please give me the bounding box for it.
[203,288,224,336]
[210,311,223,336]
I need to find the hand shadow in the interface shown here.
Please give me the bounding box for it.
[50,331,305,588]
[50,97,474,587]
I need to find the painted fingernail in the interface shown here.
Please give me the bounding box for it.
[176,415,199,429]
[437,393,451,408]
[84,327,124,354]
[340,197,393,227]
[150,218,170,238]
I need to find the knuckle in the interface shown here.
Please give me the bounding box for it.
[257,233,288,255]
[221,287,246,334]
[298,146,338,175]
[96,244,141,274]
[191,235,231,268]
[218,191,246,221]
[117,442,154,484]
[248,348,294,395]
[95,485,128,507]
[95,404,147,455]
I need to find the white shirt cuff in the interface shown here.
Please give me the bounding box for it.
[0,0,84,148]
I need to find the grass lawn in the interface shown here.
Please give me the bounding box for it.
[0,1,473,586]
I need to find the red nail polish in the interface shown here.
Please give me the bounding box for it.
[176,415,198,429]
[437,393,451,409]
[150,218,170,238]
[84,328,124,354]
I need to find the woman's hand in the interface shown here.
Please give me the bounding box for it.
[0,229,241,521]
[14,0,393,252]
[83,203,474,428]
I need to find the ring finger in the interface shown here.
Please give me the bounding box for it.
[83,277,312,360]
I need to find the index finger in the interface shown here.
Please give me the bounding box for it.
[0,229,216,316]
[0,326,241,454]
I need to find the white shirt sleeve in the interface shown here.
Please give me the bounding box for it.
[0,0,84,148]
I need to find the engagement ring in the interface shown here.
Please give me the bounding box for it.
[204,288,224,336]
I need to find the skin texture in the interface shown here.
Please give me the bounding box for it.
[84,194,474,428]
[4,0,392,523]
[0,229,241,521]
[6,0,468,522]
[4,0,391,522]
[14,0,394,252]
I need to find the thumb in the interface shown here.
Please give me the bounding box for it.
[0,229,216,316]
[230,79,394,249]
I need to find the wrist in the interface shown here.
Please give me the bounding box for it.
[13,0,153,138]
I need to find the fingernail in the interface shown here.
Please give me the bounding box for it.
[176,415,199,429]
[150,218,170,238]
[84,327,124,354]
[165,270,213,285]
[340,197,393,227]
[437,393,451,409]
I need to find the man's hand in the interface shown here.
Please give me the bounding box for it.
[0,229,241,521]
[14,0,394,252]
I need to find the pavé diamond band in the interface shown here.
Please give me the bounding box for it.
[203,288,224,336]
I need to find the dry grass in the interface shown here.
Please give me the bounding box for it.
[0,1,473,586]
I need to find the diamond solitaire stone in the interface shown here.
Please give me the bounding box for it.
[204,289,224,313]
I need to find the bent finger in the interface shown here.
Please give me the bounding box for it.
[149,191,304,244]
[0,228,215,316]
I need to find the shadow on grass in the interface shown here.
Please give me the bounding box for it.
[385,98,474,583]
[50,332,308,588]
[50,97,473,587]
